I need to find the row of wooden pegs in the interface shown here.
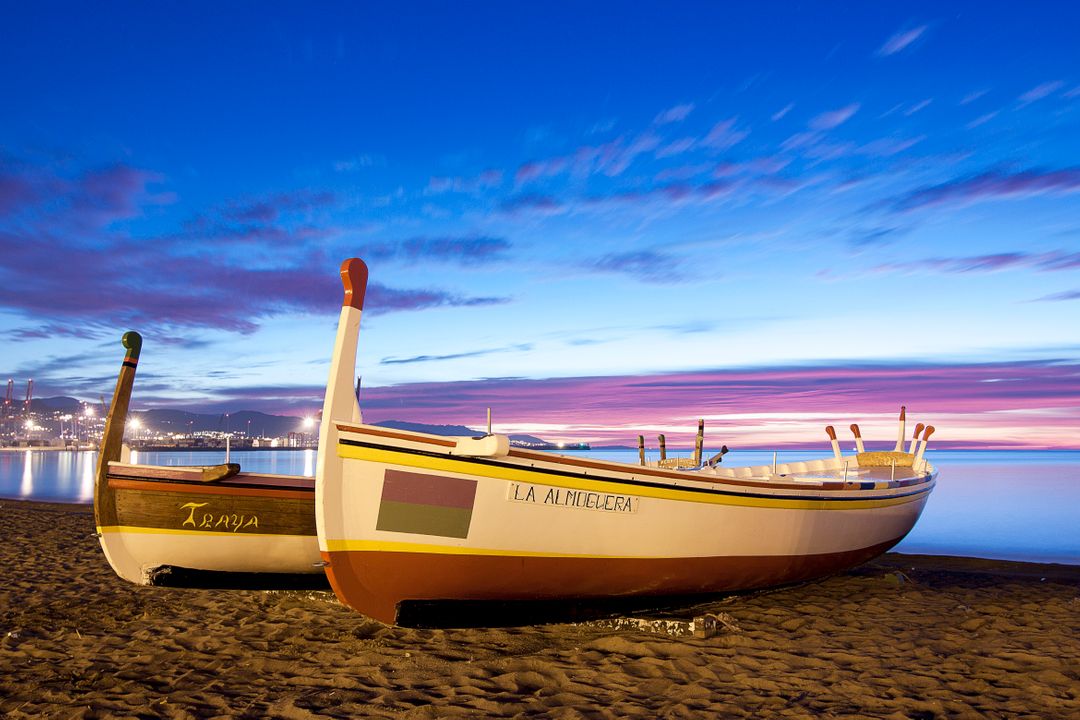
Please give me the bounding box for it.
[825,406,935,464]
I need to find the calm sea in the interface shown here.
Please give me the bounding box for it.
[2,448,1077,566]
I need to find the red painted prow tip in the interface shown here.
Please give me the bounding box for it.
[900,406,906,420]
[922,426,935,440]
[849,423,862,438]
[340,258,369,310]
[825,425,837,440]
[913,422,925,438]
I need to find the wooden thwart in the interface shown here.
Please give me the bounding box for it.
[856,451,914,468]
[198,463,242,482]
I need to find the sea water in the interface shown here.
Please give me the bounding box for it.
[2,448,1077,565]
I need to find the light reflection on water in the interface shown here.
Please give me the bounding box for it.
[0,448,1077,565]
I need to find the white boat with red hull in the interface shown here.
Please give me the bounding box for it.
[314,259,938,625]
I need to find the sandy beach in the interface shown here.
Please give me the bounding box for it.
[2,500,1077,719]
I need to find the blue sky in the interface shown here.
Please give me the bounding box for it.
[1,2,1078,446]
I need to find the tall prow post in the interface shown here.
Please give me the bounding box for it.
[316,258,370,565]
[318,258,369,435]
[94,331,142,531]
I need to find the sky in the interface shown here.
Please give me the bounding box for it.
[1,1,1078,448]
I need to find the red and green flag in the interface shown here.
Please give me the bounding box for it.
[375,469,478,539]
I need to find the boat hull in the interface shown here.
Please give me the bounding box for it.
[97,463,320,585]
[318,425,934,624]
[322,537,907,624]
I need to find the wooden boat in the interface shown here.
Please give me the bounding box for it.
[93,332,321,585]
[315,259,938,624]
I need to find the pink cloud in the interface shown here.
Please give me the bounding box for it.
[358,360,1080,449]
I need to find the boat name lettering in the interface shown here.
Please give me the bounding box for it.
[507,482,637,513]
[180,502,260,532]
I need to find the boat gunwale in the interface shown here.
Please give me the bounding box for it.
[336,436,935,504]
[107,461,312,483]
[335,422,933,493]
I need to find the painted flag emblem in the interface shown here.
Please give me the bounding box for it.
[375,469,478,539]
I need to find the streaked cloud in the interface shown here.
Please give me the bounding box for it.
[653,103,695,125]
[700,119,749,150]
[380,343,533,366]
[809,103,860,130]
[872,250,1080,275]
[1018,81,1065,106]
[890,167,1080,212]
[426,169,504,194]
[585,249,683,283]
[771,103,794,121]
[223,191,336,223]
[904,99,933,116]
[960,89,989,105]
[877,25,927,56]
[1033,289,1080,302]
[966,111,1000,129]
[365,235,512,265]
[0,155,509,334]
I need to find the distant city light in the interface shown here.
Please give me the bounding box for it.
[129,418,142,430]
[302,417,315,429]
[84,407,95,418]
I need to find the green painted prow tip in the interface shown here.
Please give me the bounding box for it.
[122,331,142,359]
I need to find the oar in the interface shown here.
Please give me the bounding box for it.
[93,331,142,531]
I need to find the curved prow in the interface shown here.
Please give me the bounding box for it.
[320,258,369,431]
[94,331,142,531]
[316,258,370,554]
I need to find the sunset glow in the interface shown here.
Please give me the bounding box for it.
[1,3,1078,448]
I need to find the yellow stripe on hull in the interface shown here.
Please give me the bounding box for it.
[324,538,648,558]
